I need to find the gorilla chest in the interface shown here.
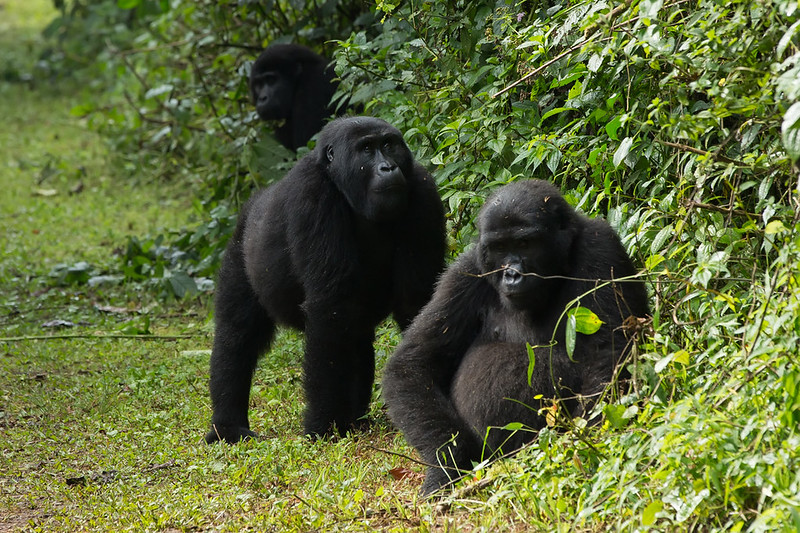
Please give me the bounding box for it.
[479,306,552,345]
[355,236,397,298]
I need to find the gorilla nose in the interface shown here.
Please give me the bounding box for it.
[502,265,523,285]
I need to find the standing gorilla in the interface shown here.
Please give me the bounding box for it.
[206,116,445,444]
[382,180,649,495]
[249,44,342,151]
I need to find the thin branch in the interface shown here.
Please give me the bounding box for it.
[0,333,197,342]
[467,266,754,284]
[681,199,756,218]
[433,478,494,513]
[655,139,743,166]
[492,34,605,99]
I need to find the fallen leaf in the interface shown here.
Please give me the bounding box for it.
[389,467,421,481]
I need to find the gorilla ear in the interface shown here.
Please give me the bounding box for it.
[326,145,334,163]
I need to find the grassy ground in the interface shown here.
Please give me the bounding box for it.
[0,2,462,531]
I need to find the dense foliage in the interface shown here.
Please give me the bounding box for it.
[42,0,800,529]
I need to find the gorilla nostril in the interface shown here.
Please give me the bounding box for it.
[503,265,523,284]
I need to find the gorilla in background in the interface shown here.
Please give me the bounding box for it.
[249,44,342,151]
[206,116,446,444]
[382,179,650,495]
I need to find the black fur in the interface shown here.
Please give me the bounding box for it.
[249,44,342,151]
[206,116,446,444]
[382,180,649,495]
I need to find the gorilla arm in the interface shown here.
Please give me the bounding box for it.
[391,162,446,329]
[286,174,376,436]
[383,251,493,494]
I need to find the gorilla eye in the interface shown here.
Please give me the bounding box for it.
[487,242,509,254]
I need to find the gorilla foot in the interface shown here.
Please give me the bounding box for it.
[304,415,373,441]
[420,466,466,497]
[205,424,258,444]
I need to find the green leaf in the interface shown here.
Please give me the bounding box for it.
[604,404,627,428]
[526,343,536,387]
[613,137,633,167]
[777,19,800,57]
[605,115,622,141]
[502,422,524,431]
[673,349,690,365]
[546,147,561,173]
[765,220,788,234]
[540,107,574,124]
[645,254,665,270]
[568,306,605,335]
[642,500,663,525]
[639,0,663,20]
[168,271,198,299]
[650,225,673,254]
[781,102,800,162]
[587,53,603,73]
[566,312,577,359]
[118,0,141,8]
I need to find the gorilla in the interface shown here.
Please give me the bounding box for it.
[382,180,650,495]
[206,116,446,444]
[249,44,342,151]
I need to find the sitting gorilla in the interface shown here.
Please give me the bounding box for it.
[249,43,343,151]
[206,116,445,444]
[382,179,649,495]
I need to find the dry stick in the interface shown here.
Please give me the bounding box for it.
[433,478,494,514]
[681,199,755,218]
[655,139,743,166]
[365,445,433,468]
[0,333,196,342]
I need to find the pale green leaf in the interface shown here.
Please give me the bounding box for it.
[613,136,633,167]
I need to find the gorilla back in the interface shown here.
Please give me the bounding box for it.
[206,117,445,444]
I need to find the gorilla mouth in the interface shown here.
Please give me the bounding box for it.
[373,182,406,194]
[501,285,536,307]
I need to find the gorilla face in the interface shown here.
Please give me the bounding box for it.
[321,117,413,222]
[247,44,343,151]
[250,64,298,121]
[477,181,577,310]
